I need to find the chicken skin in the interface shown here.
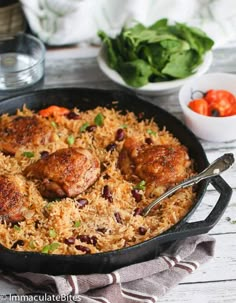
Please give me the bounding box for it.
[0,115,56,155]
[119,138,191,196]
[0,174,28,223]
[24,147,100,199]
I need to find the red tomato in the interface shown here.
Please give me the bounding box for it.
[229,103,236,116]
[205,89,236,116]
[188,99,209,116]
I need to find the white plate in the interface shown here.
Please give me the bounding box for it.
[97,46,213,96]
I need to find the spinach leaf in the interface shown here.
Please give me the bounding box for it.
[118,59,153,87]
[98,19,214,87]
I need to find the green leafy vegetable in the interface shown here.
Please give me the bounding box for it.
[98,19,214,87]
[42,242,60,254]
[74,221,81,227]
[134,180,146,191]
[94,113,104,126]
[22,151,34,158]
[80,122,90,133]
[67,135,75,145]
[120,124,128,129]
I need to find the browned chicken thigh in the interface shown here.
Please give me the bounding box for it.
[24,147,100,198]
[0,174,28,223]
[0,115,56,155]
[119,138,191,196]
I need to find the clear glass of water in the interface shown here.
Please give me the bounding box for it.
[0,33,45,91]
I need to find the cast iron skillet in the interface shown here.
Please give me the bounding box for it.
[0,88,232,275]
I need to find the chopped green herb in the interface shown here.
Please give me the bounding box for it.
[51,121,57,128]
[94,113,104,126]
[120,124,128,129]
[74,220,81,227]
[14,225,21,231]
[134,180,146,191]
[146,129,157,136]
[225,217,231,222]
[80,122,90,133]
[49,229,57,238]
[50,242,60,251]
[41,242,60,254]
[67,134,75,146]
[22,151,34,158]
[41,245,50,254]
[231,220,236,224]
[29,240,35,249]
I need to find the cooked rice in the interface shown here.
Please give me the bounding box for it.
[0,105,195,254]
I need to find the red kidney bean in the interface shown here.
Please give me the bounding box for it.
[86,125,97,132]
[34,220,40,229]
[75,245,91,254]
[77,235,97,246]
[138,227,147,235]
[64,237,75,245]
[67,112,80,120]
[115,128,125,141]
[91,236,98,246]
[131,189,142,202]
[102,185,113,202]
[114,212,122,224]
[133,207,143,216]
[77,235,91,244]
[76,198,88,209]
[40,151,49,159]
[106,143,117,152]
[145,137,153,145]
[11,240,24,249]
[137,112,144,120]
[96,227,107,234]
[103,173,110,180]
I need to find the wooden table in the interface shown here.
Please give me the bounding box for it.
[0,46,235,302]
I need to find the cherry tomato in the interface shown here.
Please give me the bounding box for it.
[188,99,209,116]
[205,89,236,116]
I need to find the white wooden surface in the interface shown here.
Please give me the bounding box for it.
[0,46,236,302]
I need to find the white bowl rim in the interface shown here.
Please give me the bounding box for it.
[97,45,213,92]
[179,72,236,121]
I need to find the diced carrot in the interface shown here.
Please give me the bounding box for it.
[38,106,70,117]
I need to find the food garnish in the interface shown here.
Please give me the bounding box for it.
[22,151,34,158]
[67,134,75,146]
[94,113,104,126]
[134,180,146,191]
[80,122,90,133]
[42,242,60,253]
[74,221,81,228]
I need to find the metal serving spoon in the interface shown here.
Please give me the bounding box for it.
[142,153,235,217]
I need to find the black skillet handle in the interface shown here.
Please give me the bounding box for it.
[171,175,232,238]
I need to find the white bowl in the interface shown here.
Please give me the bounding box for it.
[97,45,213,96]
[179,73,236,142]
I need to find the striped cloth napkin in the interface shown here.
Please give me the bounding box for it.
[0,235,215,303]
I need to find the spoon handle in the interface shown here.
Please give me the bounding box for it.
[142,153,234,217]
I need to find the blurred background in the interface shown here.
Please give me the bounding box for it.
[1,0,236,49]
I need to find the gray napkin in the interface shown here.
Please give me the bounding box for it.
[0,235,215,303]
